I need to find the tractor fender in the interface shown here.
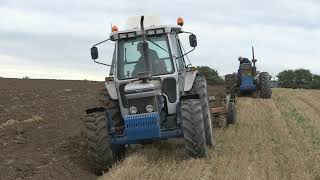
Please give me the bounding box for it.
[184,70,199,91]
[105,81,118,100]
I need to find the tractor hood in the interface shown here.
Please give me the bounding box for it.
[124,80,163,115]
[124,80,162,100]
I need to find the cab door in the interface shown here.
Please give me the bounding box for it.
[169,33,186,97]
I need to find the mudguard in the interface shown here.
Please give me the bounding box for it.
[184,69,198,91]
[105,81,118,100]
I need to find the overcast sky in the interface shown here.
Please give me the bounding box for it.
[1,0,320,80]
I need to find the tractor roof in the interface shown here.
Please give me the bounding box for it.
[110,25,182,41]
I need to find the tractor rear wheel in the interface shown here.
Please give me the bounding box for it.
[259,72,272,98]
[225,74,238,96]
[190,75,214,147]
[181,98,207,158]
[85,89,125,175]
[226,102,236,125]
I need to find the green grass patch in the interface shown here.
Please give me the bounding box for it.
[313,136,320,147]
[274,95,320,148]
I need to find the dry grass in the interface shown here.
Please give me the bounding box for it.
[0,115,42,129]
[101,89,320,180]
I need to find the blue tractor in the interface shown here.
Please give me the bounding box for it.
[225,47,272,98]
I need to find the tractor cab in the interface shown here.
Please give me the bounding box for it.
[108,23,193,120]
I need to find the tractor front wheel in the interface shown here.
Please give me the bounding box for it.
[226,102,236,125]
[181,98,207,158]
[85,111,114,175]
[85,89,126,175]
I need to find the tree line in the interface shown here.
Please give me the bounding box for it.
[197,66,224,85]
[198,66,320,90]
[277,69,320,89]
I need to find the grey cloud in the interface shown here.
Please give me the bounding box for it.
[1,0,320,80]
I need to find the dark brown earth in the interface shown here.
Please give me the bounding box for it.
[207,84,226,106]
[0,78,103,180]
[0,78,225,180]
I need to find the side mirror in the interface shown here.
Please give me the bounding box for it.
[189,34,197,47]
[91,47,98,60]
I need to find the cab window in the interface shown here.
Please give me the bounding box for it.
[117,35,174,80]
[169,34,185,71]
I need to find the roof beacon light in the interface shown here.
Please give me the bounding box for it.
[177,17,184,26]
[112,25,118,32]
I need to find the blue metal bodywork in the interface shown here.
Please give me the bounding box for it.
[239,75,256,92]
[125,112,161,141]
[108,112,183,145]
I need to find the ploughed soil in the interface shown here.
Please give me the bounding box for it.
[0,78,225,180]
[0,78,103,180]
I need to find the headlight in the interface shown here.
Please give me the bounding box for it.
[129,106,137,114]
[145,104,153,113]
[119,33,127,39]
[127,32,136,38]
[155,28,164,34]
[147,30,155,35]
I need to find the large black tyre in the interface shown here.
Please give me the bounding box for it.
[259,72,272,98]
[99,89,123,127]
[225,74,239,96]
[86,89,125,175]
[85,111,114,175]
[181,99,207,158]
[226,102,236,125]
[190,75,214,147]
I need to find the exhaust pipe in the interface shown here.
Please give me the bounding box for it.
[252,46,257,67]
[137,16,152,81]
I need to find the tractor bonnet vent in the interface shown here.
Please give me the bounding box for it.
[124,80,161,100]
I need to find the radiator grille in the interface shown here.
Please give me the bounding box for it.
[124,112,161,140]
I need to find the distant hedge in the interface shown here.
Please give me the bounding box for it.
[277,68,320,89]
[197,66,224,85]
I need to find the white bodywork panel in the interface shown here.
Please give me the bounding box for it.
[184,70,198,91]
[105,81,118,100]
